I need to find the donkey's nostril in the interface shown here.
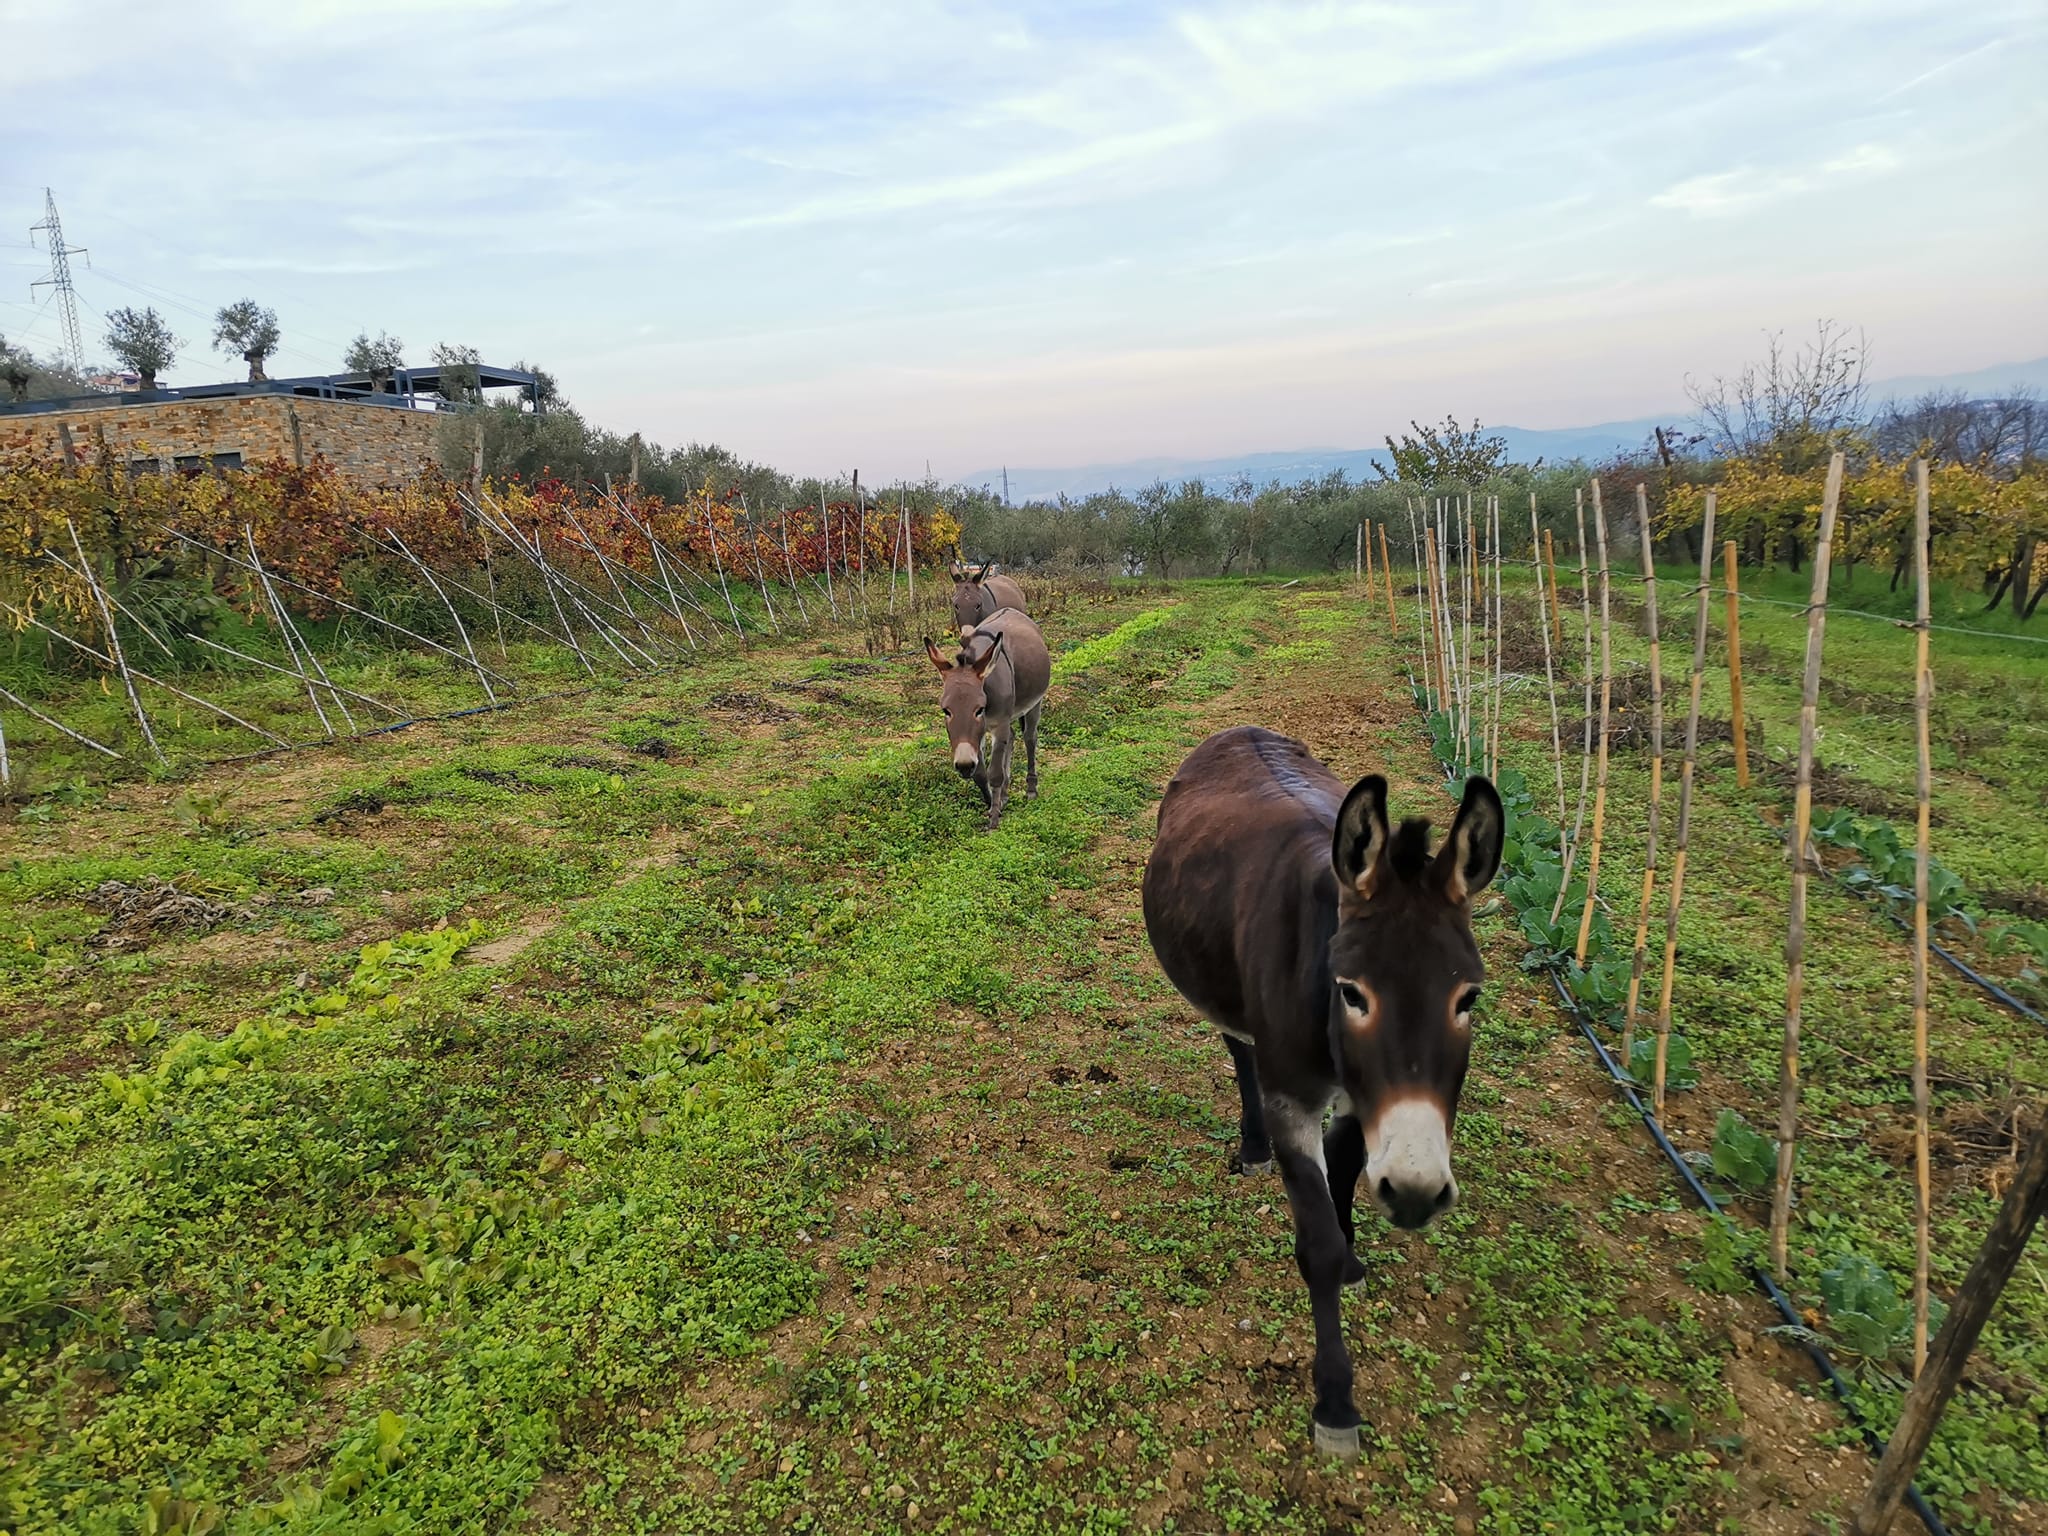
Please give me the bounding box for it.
[1377,1177,1396,1205]
[1432,1183,1455,1211]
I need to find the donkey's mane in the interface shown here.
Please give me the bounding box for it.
[1388,817,1433,882]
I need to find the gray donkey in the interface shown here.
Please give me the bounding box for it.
[925,608,1050,829]
[949,560,1030,631]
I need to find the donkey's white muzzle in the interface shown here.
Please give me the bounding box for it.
[1365,1098,1457,1230]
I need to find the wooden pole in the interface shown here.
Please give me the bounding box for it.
[1543,526,1564,656]
[854,471,869,618]
[1622,485,1667,1070]
[1771,451,1843,1280]
[1910,460,1934,1375]
[1356,522,1364,580]
[1725,540,1751,787]
[1531,493,1568,829]
[1553,489,1597,925]
[1653,493,1715,1113]
[1378,524,1398,633]
[1851,1118,2048,1535]
[1574,480,1614,965]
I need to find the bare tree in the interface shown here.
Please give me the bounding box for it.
[103,306,180,391]
[1687,320,1869,467]
[212,299,280,382]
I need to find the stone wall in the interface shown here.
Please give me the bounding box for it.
[0,394,443,487]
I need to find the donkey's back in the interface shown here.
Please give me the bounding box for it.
[1143,727,1342,1042]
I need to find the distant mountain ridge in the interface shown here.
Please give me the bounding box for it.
[970,355,2048,502]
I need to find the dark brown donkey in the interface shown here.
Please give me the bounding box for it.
[1142,726,1501,1458]
[949,561,1029,631]
[924,608,1051,828]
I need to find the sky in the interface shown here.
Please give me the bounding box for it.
[2,0,2043,485]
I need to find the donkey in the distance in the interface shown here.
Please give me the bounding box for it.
[1141,727,1501,1458]
[925,608,1050,829]
[949,560,1030,631]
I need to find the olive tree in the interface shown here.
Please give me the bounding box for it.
[103,306,179,391]
[343,331,405,393]
[212,299,280,382]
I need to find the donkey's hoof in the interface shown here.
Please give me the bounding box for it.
[1232,1155,1273,1176]
[1312,1421,1361,1460]
[1341,1252,1369,1289]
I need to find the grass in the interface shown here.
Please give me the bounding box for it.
[0,574,2041,1533]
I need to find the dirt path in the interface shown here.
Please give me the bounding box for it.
[528,592,1877,1534]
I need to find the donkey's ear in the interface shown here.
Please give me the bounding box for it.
[969,630,1004,677]
[1331,774,1392,902]
[974,560,992,583]
[924,636,951,673]
[1435,776,1504,903]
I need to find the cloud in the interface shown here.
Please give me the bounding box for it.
[1650,141,1903,216]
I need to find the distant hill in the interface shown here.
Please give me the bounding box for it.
[970,356,2048,501]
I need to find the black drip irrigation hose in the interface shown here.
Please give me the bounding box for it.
[1399,672,1947,1536]
[1538,969,1947,1536]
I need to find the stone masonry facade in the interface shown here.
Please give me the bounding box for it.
[0,394,443,487]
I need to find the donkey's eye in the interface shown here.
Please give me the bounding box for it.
[1337,982,1368,1014]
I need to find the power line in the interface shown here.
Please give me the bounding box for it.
[28,189,87,375]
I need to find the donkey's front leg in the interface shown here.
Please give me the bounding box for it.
[1325,1113,1369,1287]
[1021,702,1041,799]
[984,723,1015,829]
[1271,1097,1361,1456]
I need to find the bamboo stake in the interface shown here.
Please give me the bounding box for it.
[1725,541,1751,787]
[1406,501,1433,705]
[702,497,745,640]
[904,497,915,613]
[1653,494,1715,1113]
[563,503,672,654]
[471,508,598,675]
[1379,523,1398,634]
[1853,1117,2048,1534]
[0,684,125,760]
[1425,524,1451,717]
[479,529,509,662]
[0,705,10,788]
[740,497,780,635]
[1356,522,1364,581]
[1490,496,1504,779]
[243,526,335,737]
[780,513,812,625]
[0,600,292,749]
[1770,451,1843,1280]
[1531,493,1567,828]
[1543,526,1564,656]
[1553,490,1596,926]
[1573,481,1615,965]
[855,472,869,618]
[819,495,840,619]
[68,521,164,765]
[1438,501,1461,749]
[386,530,496,704]
[1459,499,1474,768]
[1910,460,1934,1375]
[1622,484,1667,1068]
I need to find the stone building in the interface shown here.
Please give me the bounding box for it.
[0,363,539,487]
